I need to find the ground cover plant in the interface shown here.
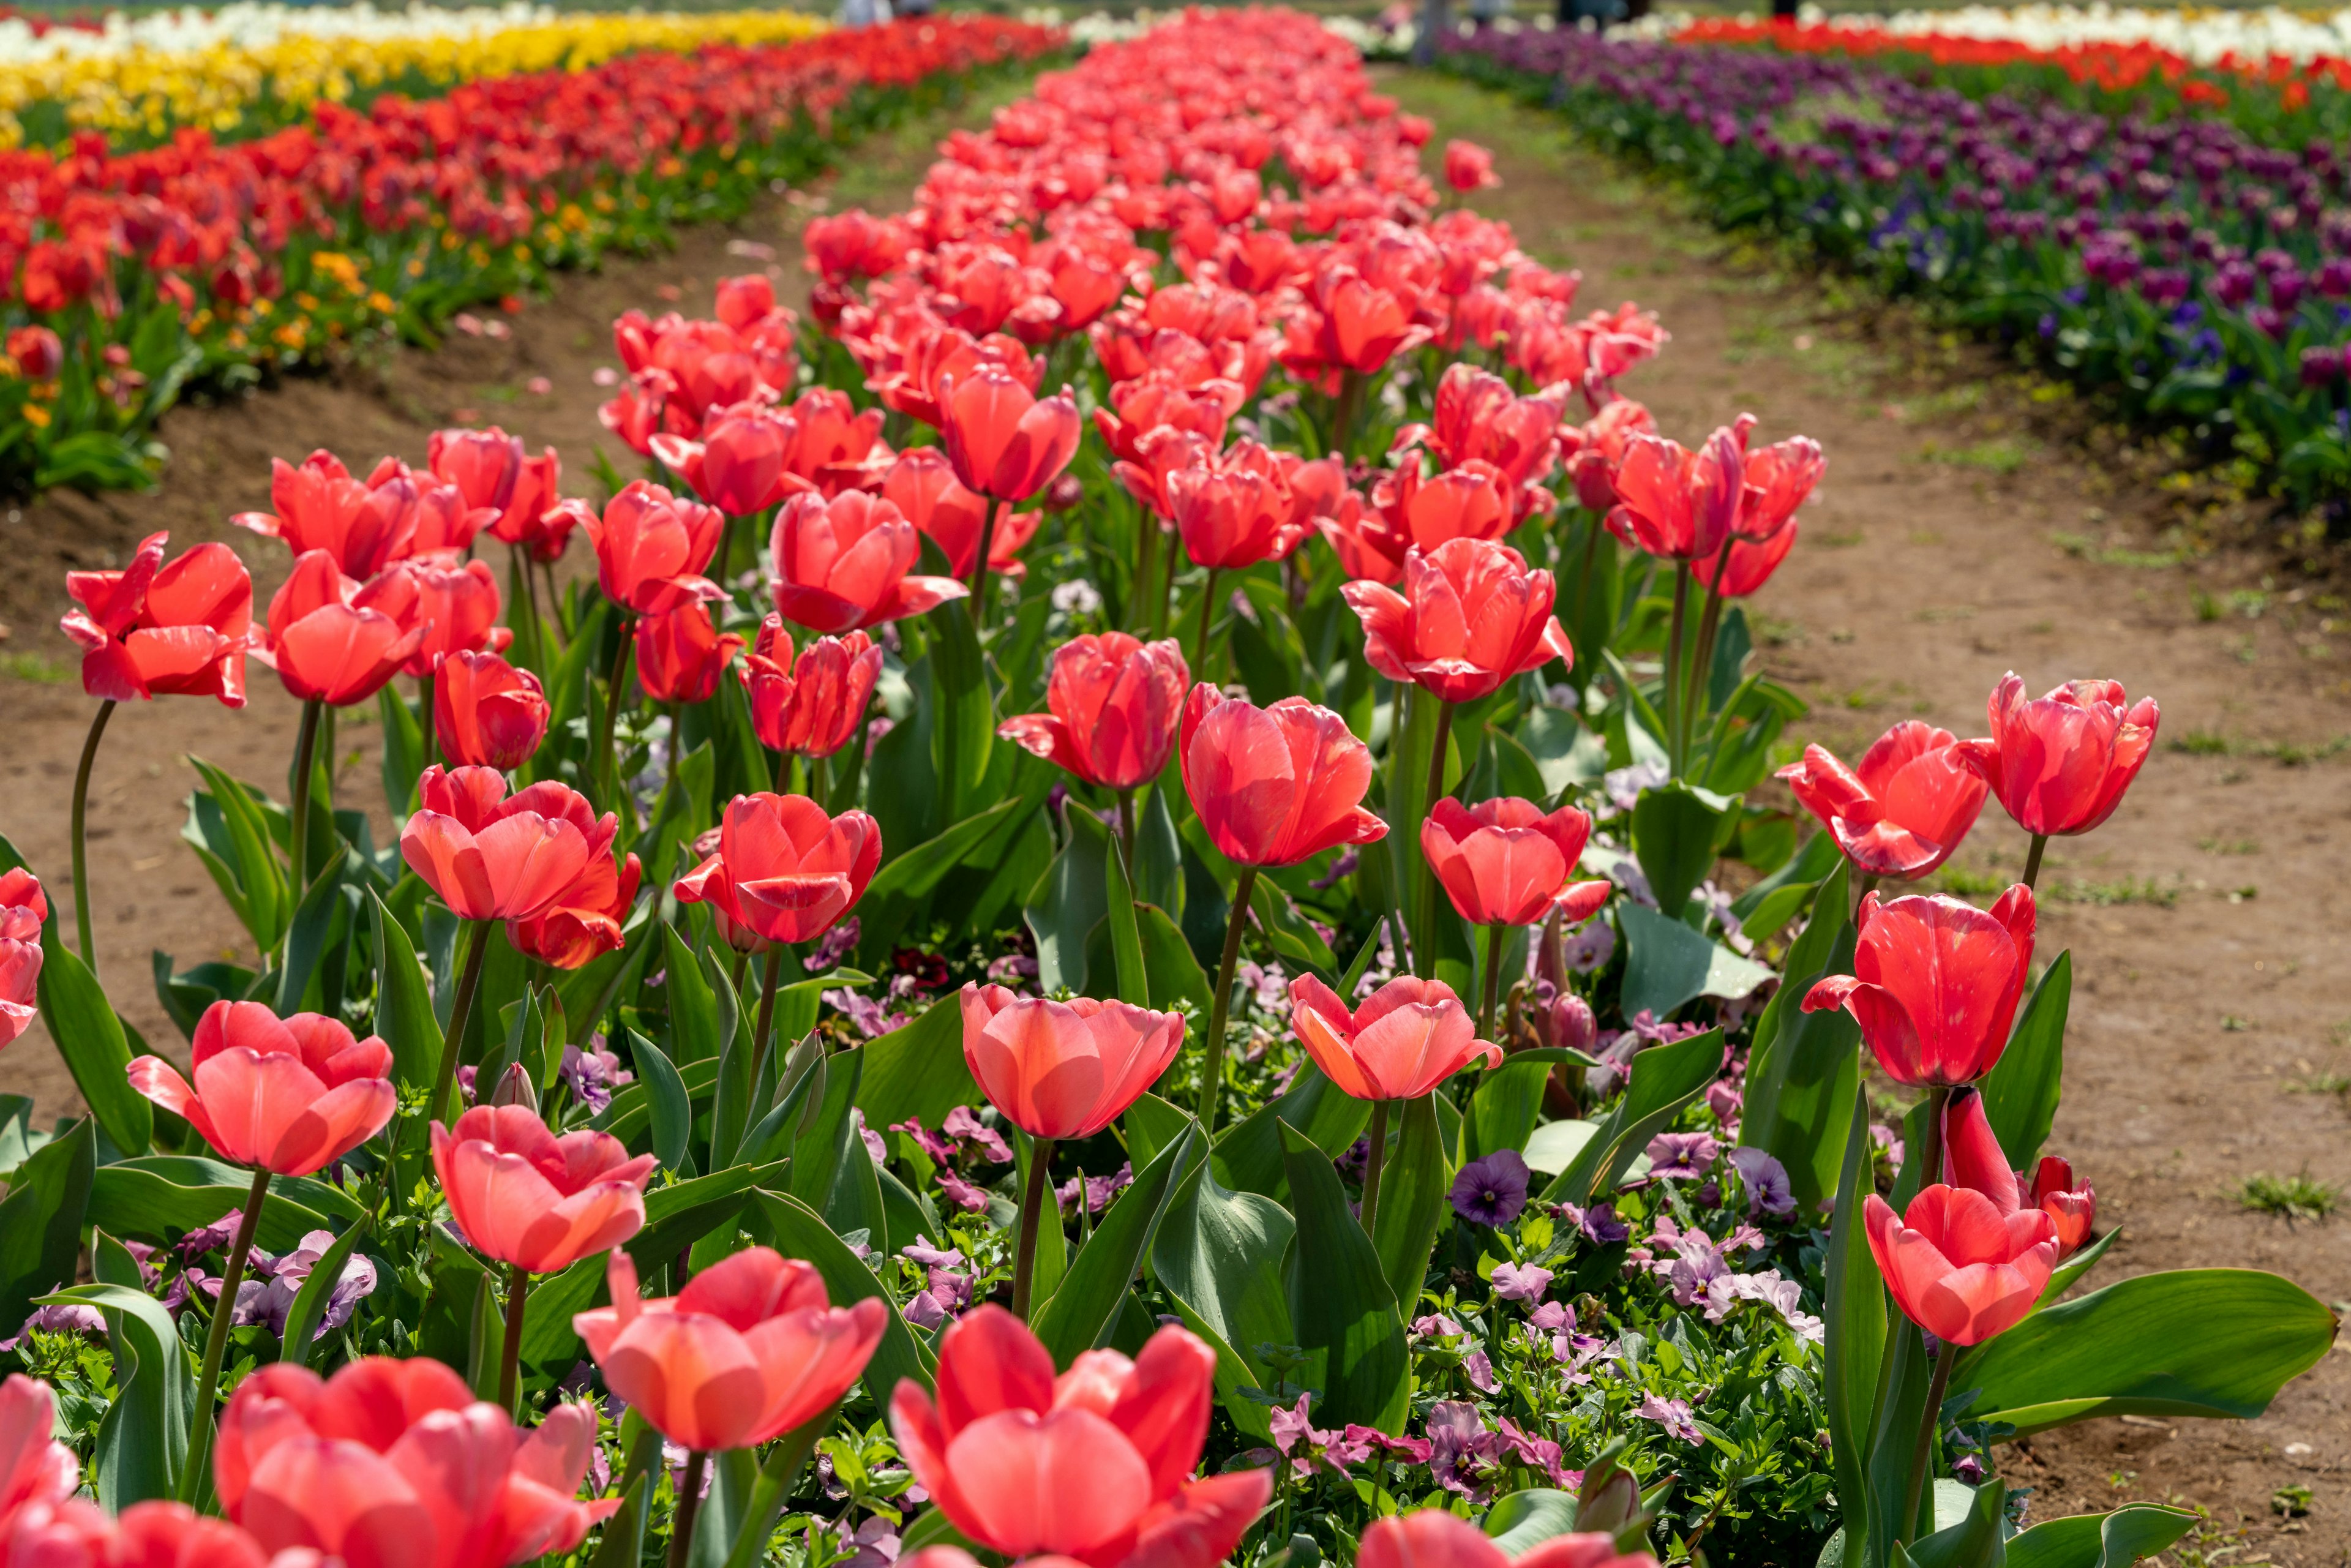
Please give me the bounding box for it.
[0,11,2332,1568]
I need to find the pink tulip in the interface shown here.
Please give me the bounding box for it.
[1179,686,1389,868]
[1953,674,2160,839]
[1777,722,1989,880]
[399,767,612,923]
[432,1105,654,1275]
[1803,887,2035,1087]
[1359,1508,1657,1568]
[0,871,45,1053]
[769,490,969,634]
[998,634,1188,791]
[127,1001,394,1177]
[959,983,1186,1141]
[1288,973,1500,1101]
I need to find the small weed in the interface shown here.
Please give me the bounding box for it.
[1755,615,1805,647]
[1817,530,1866,549]
[0,652,67,683]
[2171,729,2234,755]
[2238,1171,2340,1222]
[2229,588,2270,618]
[2198,836,2260,855]
[2052,532,2189,568]
[2273,1484,2313,1518]
[1921,438,2030,475]
[2192,589,2224,622]
[2221,1015,2257,1033]
[2045,876,2178,908]
[1925,866,2009,899]
[1913,605,1975,623]
[2287,1072,2351,1095]
[2260,734,2350,765]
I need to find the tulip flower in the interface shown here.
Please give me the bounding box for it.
[1420,797,1611,1037]
[0,871,42,1052]
[1344,538,1573,706]
[882,446,1038,580]
[1367,462,1514,566]
[651,405,792,517]
[997,637,1190,840]
[217,1356,615,1568]
[634,602,743,706]
[389,557,509,677]
[890,1307,1269,1566]
[1689,517,1798,599]
[1802,885,2036,1088]
[1952,674,2161,887]
[1734,433,1824,542]
[506,846,641,974]
[1940,1084,2096,1260]
[769,489,969,634]
[232,451,419,579]
[1359,1509,1657,1568]
[1606,426,1747,769]
[0,1376,84,1525]
[432,1104,654,1406]
[126,999,396,1504]
[489,445,569,562]
[1777,723,1989,880]
[253,551,426,709]
[577,479,725,617]
[428,426,523,519]
[741,617,883,774]
[6,326,61,381]
[435,651,550,772]
[939,366,1080,618]
[1443,140,1499,193]
[1395,364,1562,500]
[2029,1155,2098,1258]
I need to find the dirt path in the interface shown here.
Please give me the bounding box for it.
[1384,70,2351,1567]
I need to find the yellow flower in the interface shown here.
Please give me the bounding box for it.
[22,403,49,427]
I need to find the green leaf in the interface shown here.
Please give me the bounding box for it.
[1370,1095,1448,1316]
[378,685,426,821]
[1521,1119,1599,1176]
[586,1472,651,1568]
[931,598,994,822]
[1978,951,2071,1168]
[787,1049,863,1217]
[1250,876,1336,974]
[854,999,978,1133]
[1542,1029,1721,1206]
[1104,837,1149,1007]
[1485,1490,1580,1554]
[1033,1122,1199,1366]
[662,925,727,1066]
[627,1166,768,1273]
[1136,905,1213,1020]
[1909,1479,2008,1568]
[36,936,152,1155]
[516,1255,607,1387]
[1738,865,1859,1210]
[1212,1065,1371,1200]
[752,1189,936,1401]
[1149,1151,1294,1441]
[1027,806,1111,994]
[2004,1506,2198,1568]
[1134,784,1185,919]
[49,1283,190,1508]
[1823,1084,1885,1568]
[280,1217,373,1366]
[1279,1119,1408,1431]
[370,891,444,1091]
[1466,1056,1551,1164]
[1617,904,1772,1021]
[626,1030,692,1174]
[1951,1269,2337,1438]
[1629,781,1729,919]
[864,795,1029,943]
[88,1156,357,1249]
[2038,1226,2117,1307]
[0,1117,94,1331]
[182,760,289,951]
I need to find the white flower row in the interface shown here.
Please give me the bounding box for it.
[0,1,570,65]
[1624,1,2351,67]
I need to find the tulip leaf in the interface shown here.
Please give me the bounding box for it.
[517,1255,608,1390]
[864,795,1029,929]
[1149,1147,1294,1441]
[1629,780,1730,921]
[2004,1505,2198,1568]
[1278,1118,1409,1432]
[854,997,979,1134]
[1823,1083,1886,1568]
[150,954,258,1045]
[1617,903,1774,1022]
[663,924,728,1067]
[370,891,444,1092]
[1738,865,1861,1210]
[626,1029,692,1175]
[0,1116,94,1333]
[1136,904,1213,1021]
[378,685,426,821]
[1134,784,1186,920]
[280,1216,374,1367]
[1383,685,1442,969]
[789,1048,864,1217]
[586,1471,651,1568]
[2037,1226,2118,1307]
[1520,1119,1599,1176]
[48,1282,190,1509]
[752,1189,936,1400]
[1370,1093,1449,1318]
[1122,1092,1193,1174]
[930,596,994,823]
[87,1155,356,1250]
[1212,1064,1372,1201]
[34,933,152,1157]
[1542,1028,1721,1207]
[182,760,290,953]
[1950,1268,2337,1438]
[1908,1479,2008,1568]
[627,1164,773,1276]
[866,655,940,860]
[1484,1490,1582,1554]
[1104,834,1149,1007]
[1028,804,1112,994]
[1250,875,1337,976]
[1466,1056,1552,1164]
[1034,1121,1198,1367]
[1978,950,2072,1169]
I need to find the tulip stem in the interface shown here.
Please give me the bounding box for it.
[498,1261,530,1416]
[1133,515,1162,636]
[1918,1084,1949,1191]
[419,675,439,774]
[1011,1135,1055,1321]
[1194,866,1260,1131]
[430,919,495,1125]
[668,1449,710,1568]
[181,1166,270,1505]
[1191,567,1220,680]
[1663,565,1690,776]
[2021,833,2049,893]
[1687,535,1736,746]
[598,619,636,817]
[68,697,116,972]
[1115,789,1137,875]
[970,500,1004,634]
[1414,700,1455,980]
[751,942,787,1092]
[717,1405,842,1568]
[288,696,326,917]
[1479,923,1507,1043]
[666,703,682,800]
[1332,369,1366,463]
[1359,1098,1391,1238]
[1900,1343,1957,1547]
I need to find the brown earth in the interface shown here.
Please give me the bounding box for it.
[0,51,2345,1568]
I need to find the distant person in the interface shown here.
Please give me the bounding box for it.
[1558,0,1627,24]
[897,0,936,17]
[841,0,894,24]
[1469,0,1507,28]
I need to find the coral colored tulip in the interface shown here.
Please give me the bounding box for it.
[92,1501,272,1568]
[60,530,250,707]
[1420,798,1610,928]
[568,481,723,616]
[652,406,791,517]
[998,634,1188,791]
[1735,433,1824,542]
[127,1001,394,1177]
[1940,1086,2096,1259]
[1289,973,1500,1101]
[1359,1509,1657,1568]
[1777,722,1989,880]
[508,846,641,972]
[1865,1093,2058,1346]
[6,326,61,381]
[940,367,1082,501]
[890,1307,1268,1564]
[1168,441,1311,569]
[715,274,779,332]
[399,766,611,923]
[774,388,892,495]
[233,451,419,579]
[1802,886,2036,1087]
[1689,517,1798,598]
[882,448,1037,578]
[430,1105,654,1274]
[1607,428,1743,561]
[216,1356,615,1568]
[769,489,969,633]
[435,651,550,771]
[1180,686,1389,868]
[391,558,509,677]
[0,871,43,1052]
[0,1376,80,1525]
[804,209,913,282]
[958,983,1187,1141]
[672,792,880,946]
[1952,674,2161,839]
[574,1248,885,1452]
[250,552,424,707]
[428,427,523,519]
[741,617,882,760]
[1343,538,1573,705]
[1367,462,1515,566]
[633,602,743,705]
[1442,140,1499,193]
[489,448,569,563]
[1397,364,1562,495]
[1292,264,1431,376]
[1111,425,1218,522]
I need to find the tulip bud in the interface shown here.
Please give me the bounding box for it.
[489,1062,537,1111]
[1576,1450,1642,1538]
[1547,991,1597,1056]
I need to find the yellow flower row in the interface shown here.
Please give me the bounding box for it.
[0,8,830,146]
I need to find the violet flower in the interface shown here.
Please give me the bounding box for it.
[1729,1146,1796,1218]
[1489,1261,1553,1303]
[1449,1150,1531,1228]
[1644,1130,1720,1180]
[1638,1392,1703,1446]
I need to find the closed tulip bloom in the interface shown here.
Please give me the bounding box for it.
[435,652,550,771]
[1368,462,1513,561]
[1289,973,1500,1102]
[490,447,568,562]
[217,1356,615,1568]
[883,447,1038,577]
[959,983,1186,1141]
[399,766,612,923]
[6,326,61,381]
[1940,1086,2096,1260]
[1777,722,1989,880]
[1865,1091,2058,1346]
[427,427,523,519]
[941,367,1081,501]
[0,871,43,1052]
[999,634,1188,791]
[574,1248,885,1452]
[579,481,724,616]
[1343,538,1573,705]
[1952,674,2160,838]
[1442,140,1499,193]
[1359,1509,1657,1568]
[431,1105,654,1274]
[1180,686,1389,868]
[0,1376,81,1524]
[651,406,791,517]
[233,451,418,579]
[1607,427,1743,561]
[1689,518,1798,599]
[890,1307,1269,1565]
[507,846,640,972]
[1802,886,2036,1087]
[251,551,426,707]
[1168,441,1310,569]
[1421,798,1611,928]
[770,490,969,634]
[127,1001,395,1177]
[394,558,509,676]
[741,617,883,760]
[2030,1155,2097,1258]
[634,602,743,705]
[61,531,250,706]
[672,792,881,946]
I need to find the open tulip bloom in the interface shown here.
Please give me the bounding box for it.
[1777,722,1990,883]
[1802,885,2035,1089]
[1420,797,1612,1035]
[1954,673,2160,885]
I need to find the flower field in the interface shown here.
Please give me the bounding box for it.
[0,10,2334,1568]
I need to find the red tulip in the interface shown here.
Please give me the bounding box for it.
[1289,973,1499,1101]
[1366,462,1514,568]
[427,427,523,519]
[402,473,491,560]
[959,983,1186,1141]
[0,1376,81,1525]
[434,651,550,771]
[2028,1155,2096,1258]
[6,326,62,381]
[1777,722,1989,880]
[774,388,891,495]
[391,558,508,676]
[1397,364,1562,496]
[890,1307,1268,1564]
[90,1501,272,1568]
[399,766,612,923]
[1802,885,2036,1087]
[506,845,641,972]
[1442,140,1499,193]
[998,634,1188,791]
[60,530,250,707]
[576,481,724,616]
[741,617,882,760]
[0,871,43,1052]
[940,367,1081,501]
[1606,428,1743,561]
[672,792,880,945]
[1111,425,1218,521]
[431,1105,654,1275]
[805,210,913,282]
[1952,674,2160,838]
[1168,441,1311,569]
[1689,517,1797,598]
[1291,264,1431,375]
[1865,1094,2058,1348]
[488,447,569,563]
[574,1248,885,1451]
[882,447,1038,578]
[651,405,791,517]
[1180,686,1389,868]
[217,1356,615,1568]
[634,602,743,705]
[1734,433,1824,542]
[127,1001,394,1177]
[769,489,968,633]
[1359,1509,1657,1568]
[233,451,419,579]
[250,551,426,707]
[1420,798,1611,928]
[1940,1085,2096,1260]
[1343,538,1573,705]
[715,274,779,331]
